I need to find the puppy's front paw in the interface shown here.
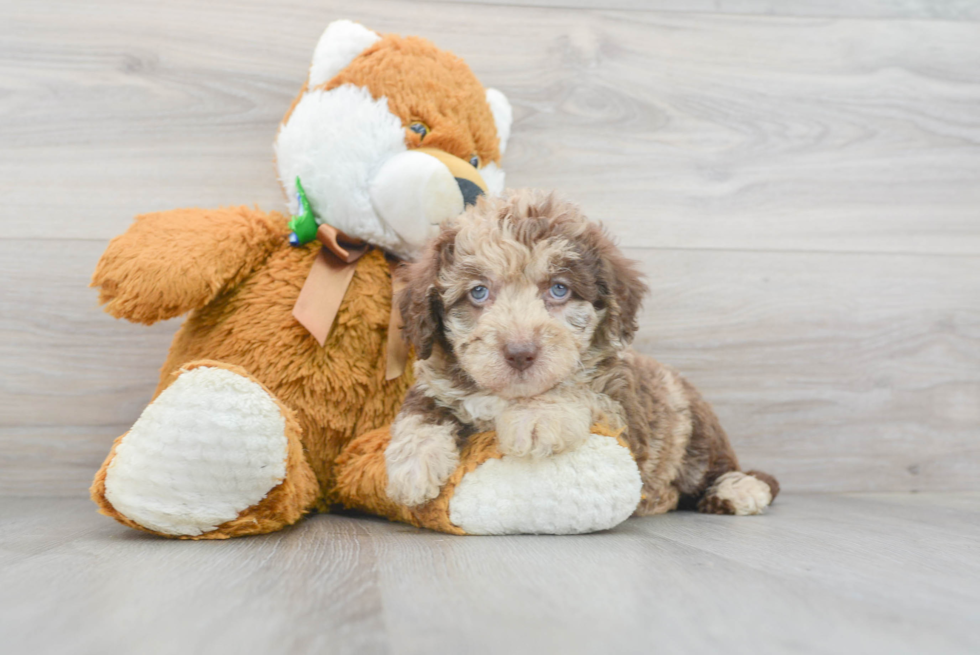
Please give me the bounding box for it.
[495,403,592,458]
[385,417,460,507]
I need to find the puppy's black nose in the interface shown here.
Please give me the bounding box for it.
[503,342,539,372]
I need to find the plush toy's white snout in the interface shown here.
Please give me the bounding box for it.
[274,20,512,260]
[371,150,487,250]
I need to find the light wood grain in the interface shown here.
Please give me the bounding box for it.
[637,248,980,494]
[2,240,977,495]
[429,0,980,20]
[1,3,976,651]
[1,494,978,655]
[2,0,980,254]
[1,0,978,497]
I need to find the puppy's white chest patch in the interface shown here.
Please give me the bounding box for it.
[459,393,510,424]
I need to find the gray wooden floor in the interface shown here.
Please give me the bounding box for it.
[1,494,978,655]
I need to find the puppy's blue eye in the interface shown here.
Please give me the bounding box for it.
[549,282,569,299]
[469,154,480,168]
[470,285,489,302]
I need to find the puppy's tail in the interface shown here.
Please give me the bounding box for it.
[697,468,779,516]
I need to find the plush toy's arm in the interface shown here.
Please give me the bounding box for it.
[92,206,288,324]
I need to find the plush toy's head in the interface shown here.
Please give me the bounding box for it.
[275,20,513,260]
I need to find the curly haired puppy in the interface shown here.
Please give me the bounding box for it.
[385,190,779,516]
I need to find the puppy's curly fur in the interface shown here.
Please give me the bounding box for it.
[385,189,779,515]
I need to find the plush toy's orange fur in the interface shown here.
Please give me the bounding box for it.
[90,27,508,539]
[284,34,502,167]
[92,207,413,533]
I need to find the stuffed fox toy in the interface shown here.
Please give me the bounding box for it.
[90,20,644,539]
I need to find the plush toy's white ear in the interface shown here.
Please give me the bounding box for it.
[485,88,513,155]
[308,20,381,88]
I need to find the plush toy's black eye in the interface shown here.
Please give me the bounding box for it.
[469,285,489,303]
[409,122,429,140]
[469,154,480,168]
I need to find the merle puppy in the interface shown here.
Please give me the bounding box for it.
[384,189,778,516]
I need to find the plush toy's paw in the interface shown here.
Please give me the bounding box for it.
[103,366,290,536]
[494,402,592,458]
[384,416,460,507]
[448,432,642,535]
[91,207,284,324]
[335,425,642,535]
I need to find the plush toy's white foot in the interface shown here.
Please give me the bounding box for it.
[103,367,289,537]
[448,433,642,535]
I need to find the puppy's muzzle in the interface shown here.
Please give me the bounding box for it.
[503,342,539,372]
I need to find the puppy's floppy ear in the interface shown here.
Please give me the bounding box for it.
[583,222,648,345]
[396,228,456,360]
